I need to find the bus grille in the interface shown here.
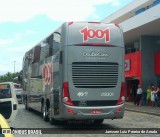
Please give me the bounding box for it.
[72,62,119,88]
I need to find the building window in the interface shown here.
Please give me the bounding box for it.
[125,41,140,54]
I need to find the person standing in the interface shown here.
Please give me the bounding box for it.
[156,85,160,108]
[146,86,151,106]
[136,85,143,106]
[151,86,156,107]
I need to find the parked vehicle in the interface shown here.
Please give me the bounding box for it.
[0,82,18,123]
[14,88,23,104]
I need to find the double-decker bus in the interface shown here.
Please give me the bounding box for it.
[22,22,125,124]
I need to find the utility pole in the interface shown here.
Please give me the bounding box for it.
[14,61,16,73]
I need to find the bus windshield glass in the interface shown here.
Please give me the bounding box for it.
[0,84,11,99]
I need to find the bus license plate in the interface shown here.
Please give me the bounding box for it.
[90,110,102,114]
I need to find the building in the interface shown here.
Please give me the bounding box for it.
[103,0,160,102]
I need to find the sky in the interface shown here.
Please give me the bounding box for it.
[0,0,134,76]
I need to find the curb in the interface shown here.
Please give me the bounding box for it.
[125,108,160,117]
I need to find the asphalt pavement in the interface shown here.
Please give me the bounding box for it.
[125,102,160,116]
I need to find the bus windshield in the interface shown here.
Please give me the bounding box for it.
[0,84,11,99]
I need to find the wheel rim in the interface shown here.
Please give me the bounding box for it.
[25,102,28,109]
[43,108,46,118]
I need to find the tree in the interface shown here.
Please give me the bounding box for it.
[0,72,20,83]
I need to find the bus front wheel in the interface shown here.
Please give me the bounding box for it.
[25,98,30,111]
[42,105,49,122]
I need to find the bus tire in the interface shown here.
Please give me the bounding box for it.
[94,119,104,124]
[25,98,30,111]
[25,103,30,111]
[25,102,27,110]
[42,106,49,122]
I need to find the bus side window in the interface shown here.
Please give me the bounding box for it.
[48,34,53,57]
[33,45,41,63]
[40,40,49,60]
[53,32,61,55]
[27,49,34,66]
[41,34,54,58]
[0,87,11,99]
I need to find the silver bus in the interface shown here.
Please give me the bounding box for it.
[22,22,125,124]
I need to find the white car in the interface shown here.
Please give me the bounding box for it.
[0,82,18,123]
[14,88,23,104]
